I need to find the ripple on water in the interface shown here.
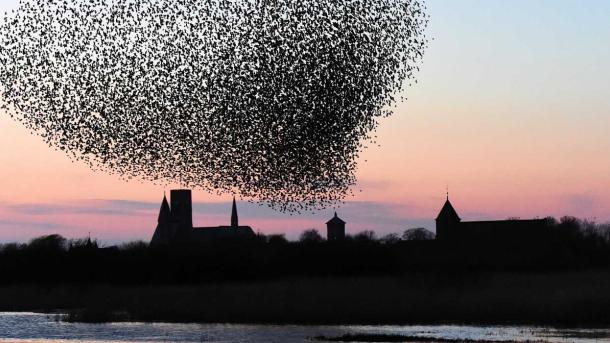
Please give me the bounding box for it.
[1,312,610,343]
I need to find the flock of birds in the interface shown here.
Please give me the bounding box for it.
[0,0,428,212]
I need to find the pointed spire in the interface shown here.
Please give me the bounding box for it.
[158,193,171,223]
[327,211,346,224]
[231,196,238,228]
[436,194,460,222]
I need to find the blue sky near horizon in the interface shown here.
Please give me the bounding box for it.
[1,0,610,242]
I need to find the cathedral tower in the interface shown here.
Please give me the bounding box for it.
[170,189,193,239]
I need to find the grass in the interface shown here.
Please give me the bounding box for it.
[2,269,610,325]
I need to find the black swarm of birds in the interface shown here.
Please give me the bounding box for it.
[0,0,429,212]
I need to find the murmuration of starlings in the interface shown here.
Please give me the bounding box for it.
[0,0,428,213]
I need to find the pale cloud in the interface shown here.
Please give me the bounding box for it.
[0,198,435,242]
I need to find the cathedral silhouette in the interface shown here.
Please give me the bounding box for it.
[151,190,255,246]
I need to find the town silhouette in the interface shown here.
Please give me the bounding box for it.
[1,188,610,325]
[150,189,581,249]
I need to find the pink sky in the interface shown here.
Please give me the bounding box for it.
[1,0,610,243]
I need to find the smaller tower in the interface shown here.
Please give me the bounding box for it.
[231,196,239,229]
[326,212,346,241]
[435,194,461,240]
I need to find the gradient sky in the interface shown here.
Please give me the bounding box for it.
[1,0,609,243]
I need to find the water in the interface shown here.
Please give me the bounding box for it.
[1,312,610,343]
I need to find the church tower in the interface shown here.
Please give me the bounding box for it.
[435,195,461,240]
[231,196,239,229]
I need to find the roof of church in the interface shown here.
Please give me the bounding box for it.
[158,194,171,222]
[194,226,253,230]
[436,198,461,221]
[326,212,346,225]
[192,226,256,240]
[462,219,547,225]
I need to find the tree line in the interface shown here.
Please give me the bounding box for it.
[0,216,609,284]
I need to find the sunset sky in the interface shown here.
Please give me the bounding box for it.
[1,0,609,243]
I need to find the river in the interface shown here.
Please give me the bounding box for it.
[1,312,609,342]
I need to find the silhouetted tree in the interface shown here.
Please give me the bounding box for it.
[380,233,400,244]
[402,228,435,241]
[596,223,610,242]
[299,229,324,244]
[556,216,584,241]
[28,234,67,252]
[0,242,24,253]
[354,230,376,242]
[267,234,288,245]
[119,241,148,251]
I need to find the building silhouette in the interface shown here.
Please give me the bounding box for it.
[435,195,549,242]
[151,190,255,246]
[326,212,346,241]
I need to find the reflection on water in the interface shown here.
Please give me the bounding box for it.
[1,312,609,343]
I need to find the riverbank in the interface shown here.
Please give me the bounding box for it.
[314,334,546,342]
[2,269,610,325]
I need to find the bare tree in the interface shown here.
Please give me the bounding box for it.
[354,230,376,242]
[299,229,324,244]
[402,228,435,241]
[380,233,400,244]
[268,234,289,245]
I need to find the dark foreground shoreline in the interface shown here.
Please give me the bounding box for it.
[313,334,546,342]
[2,269,610,326]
